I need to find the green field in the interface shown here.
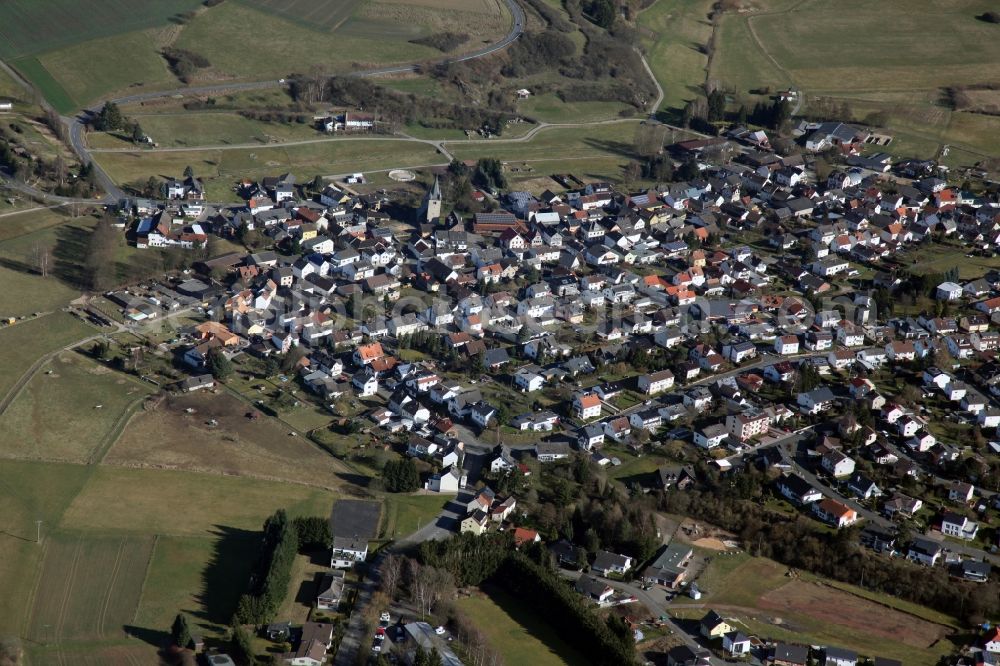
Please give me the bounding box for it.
[90,112,322,149]
[518,93,634,124]
[456,587,589,666]
[27,533,156,642]
[93,139,446,200]
[35,29,178,109]
[0,0,203,60]
[60,465,339,536]
[0,352,152,463]
[671,554,958,664]
[380,494,449,539]
[0,312,96,398]
[445,121,645,163]
[639,0,716,115]
[241,0,365,31]
[706,0,1000,162]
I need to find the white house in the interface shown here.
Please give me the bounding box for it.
[330,536,368,569]
[637,369,675,395]
[694,423,729,449]
[941,512,978,540]
[821,450,855,478]
[774,335,800,355]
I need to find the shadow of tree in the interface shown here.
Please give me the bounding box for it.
[195,525,261,629]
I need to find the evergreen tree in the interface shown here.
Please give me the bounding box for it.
[208,347,233,380]
[171,613,191,649]
[94,102,125,131]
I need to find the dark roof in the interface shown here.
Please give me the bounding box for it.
[328,499,380,540]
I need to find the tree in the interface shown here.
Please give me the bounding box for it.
[292,516,331,550]
[184,165,195,179]
[231,625,254,665]
[94,102,125,132]
[171,613,192,649]
[384,459,420,493]
[208,347,233,380]
[32,243,53,278]
[707,89,727,122]
[131,122,145,144]
[588,0,616,28]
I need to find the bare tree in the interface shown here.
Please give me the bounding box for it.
[32,243,53,278]
[380,553,403,600]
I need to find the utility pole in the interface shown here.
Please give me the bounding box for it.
[35,520,42,544]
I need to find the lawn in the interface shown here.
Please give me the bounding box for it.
[380,494,448,539]
[59,465,339,536]
[0,352,153,463]
[444,120,645,164]
[517,93,634,124]
[0,311,97,398]
[457,587,590,666]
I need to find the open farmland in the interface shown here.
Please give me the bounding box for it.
[240,0,365,31]
[0,0,202,60]
[27,533,156,642]
[60,465,340,535]
[0,353,152,463]
[0,312,97,399]
[639,0,716,115]
[707,0,1000,159]
[105,390,353,487]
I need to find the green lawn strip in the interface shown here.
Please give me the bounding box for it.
[8,57,75,113]
[456,585,591,666]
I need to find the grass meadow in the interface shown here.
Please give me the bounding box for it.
[456,586,590,666]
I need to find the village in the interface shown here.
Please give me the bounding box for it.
[69,112,1000,666]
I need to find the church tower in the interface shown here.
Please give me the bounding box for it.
[420,175,442,224]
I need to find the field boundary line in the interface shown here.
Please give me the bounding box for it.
[54,536,83,640]
[0,329,103,417]
[98,536,128,639]
[22,537,50,639]
[131,534,159,625]
[89,395,150,465]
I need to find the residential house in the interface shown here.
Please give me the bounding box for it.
[591,550,633,577]
[813,498,859,527]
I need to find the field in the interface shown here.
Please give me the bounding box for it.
[672,554,957,664]
[26,533,156,642]
[89,112,322,149]
[380,494,450,539]
[92,139,445,201]
[0,0,203,60]
[456,586,590,666]
[707,0,1000,161]
[639,0,716,115]
[60,465,339,536]
[0,312,97,399]
[0,352,153,463]
[104,390,353,488]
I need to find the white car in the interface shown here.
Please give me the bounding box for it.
[434,626,446,636]
[380,612,391,623]
[372,644,382,653]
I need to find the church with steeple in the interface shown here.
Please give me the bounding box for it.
[419,175,442,224]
